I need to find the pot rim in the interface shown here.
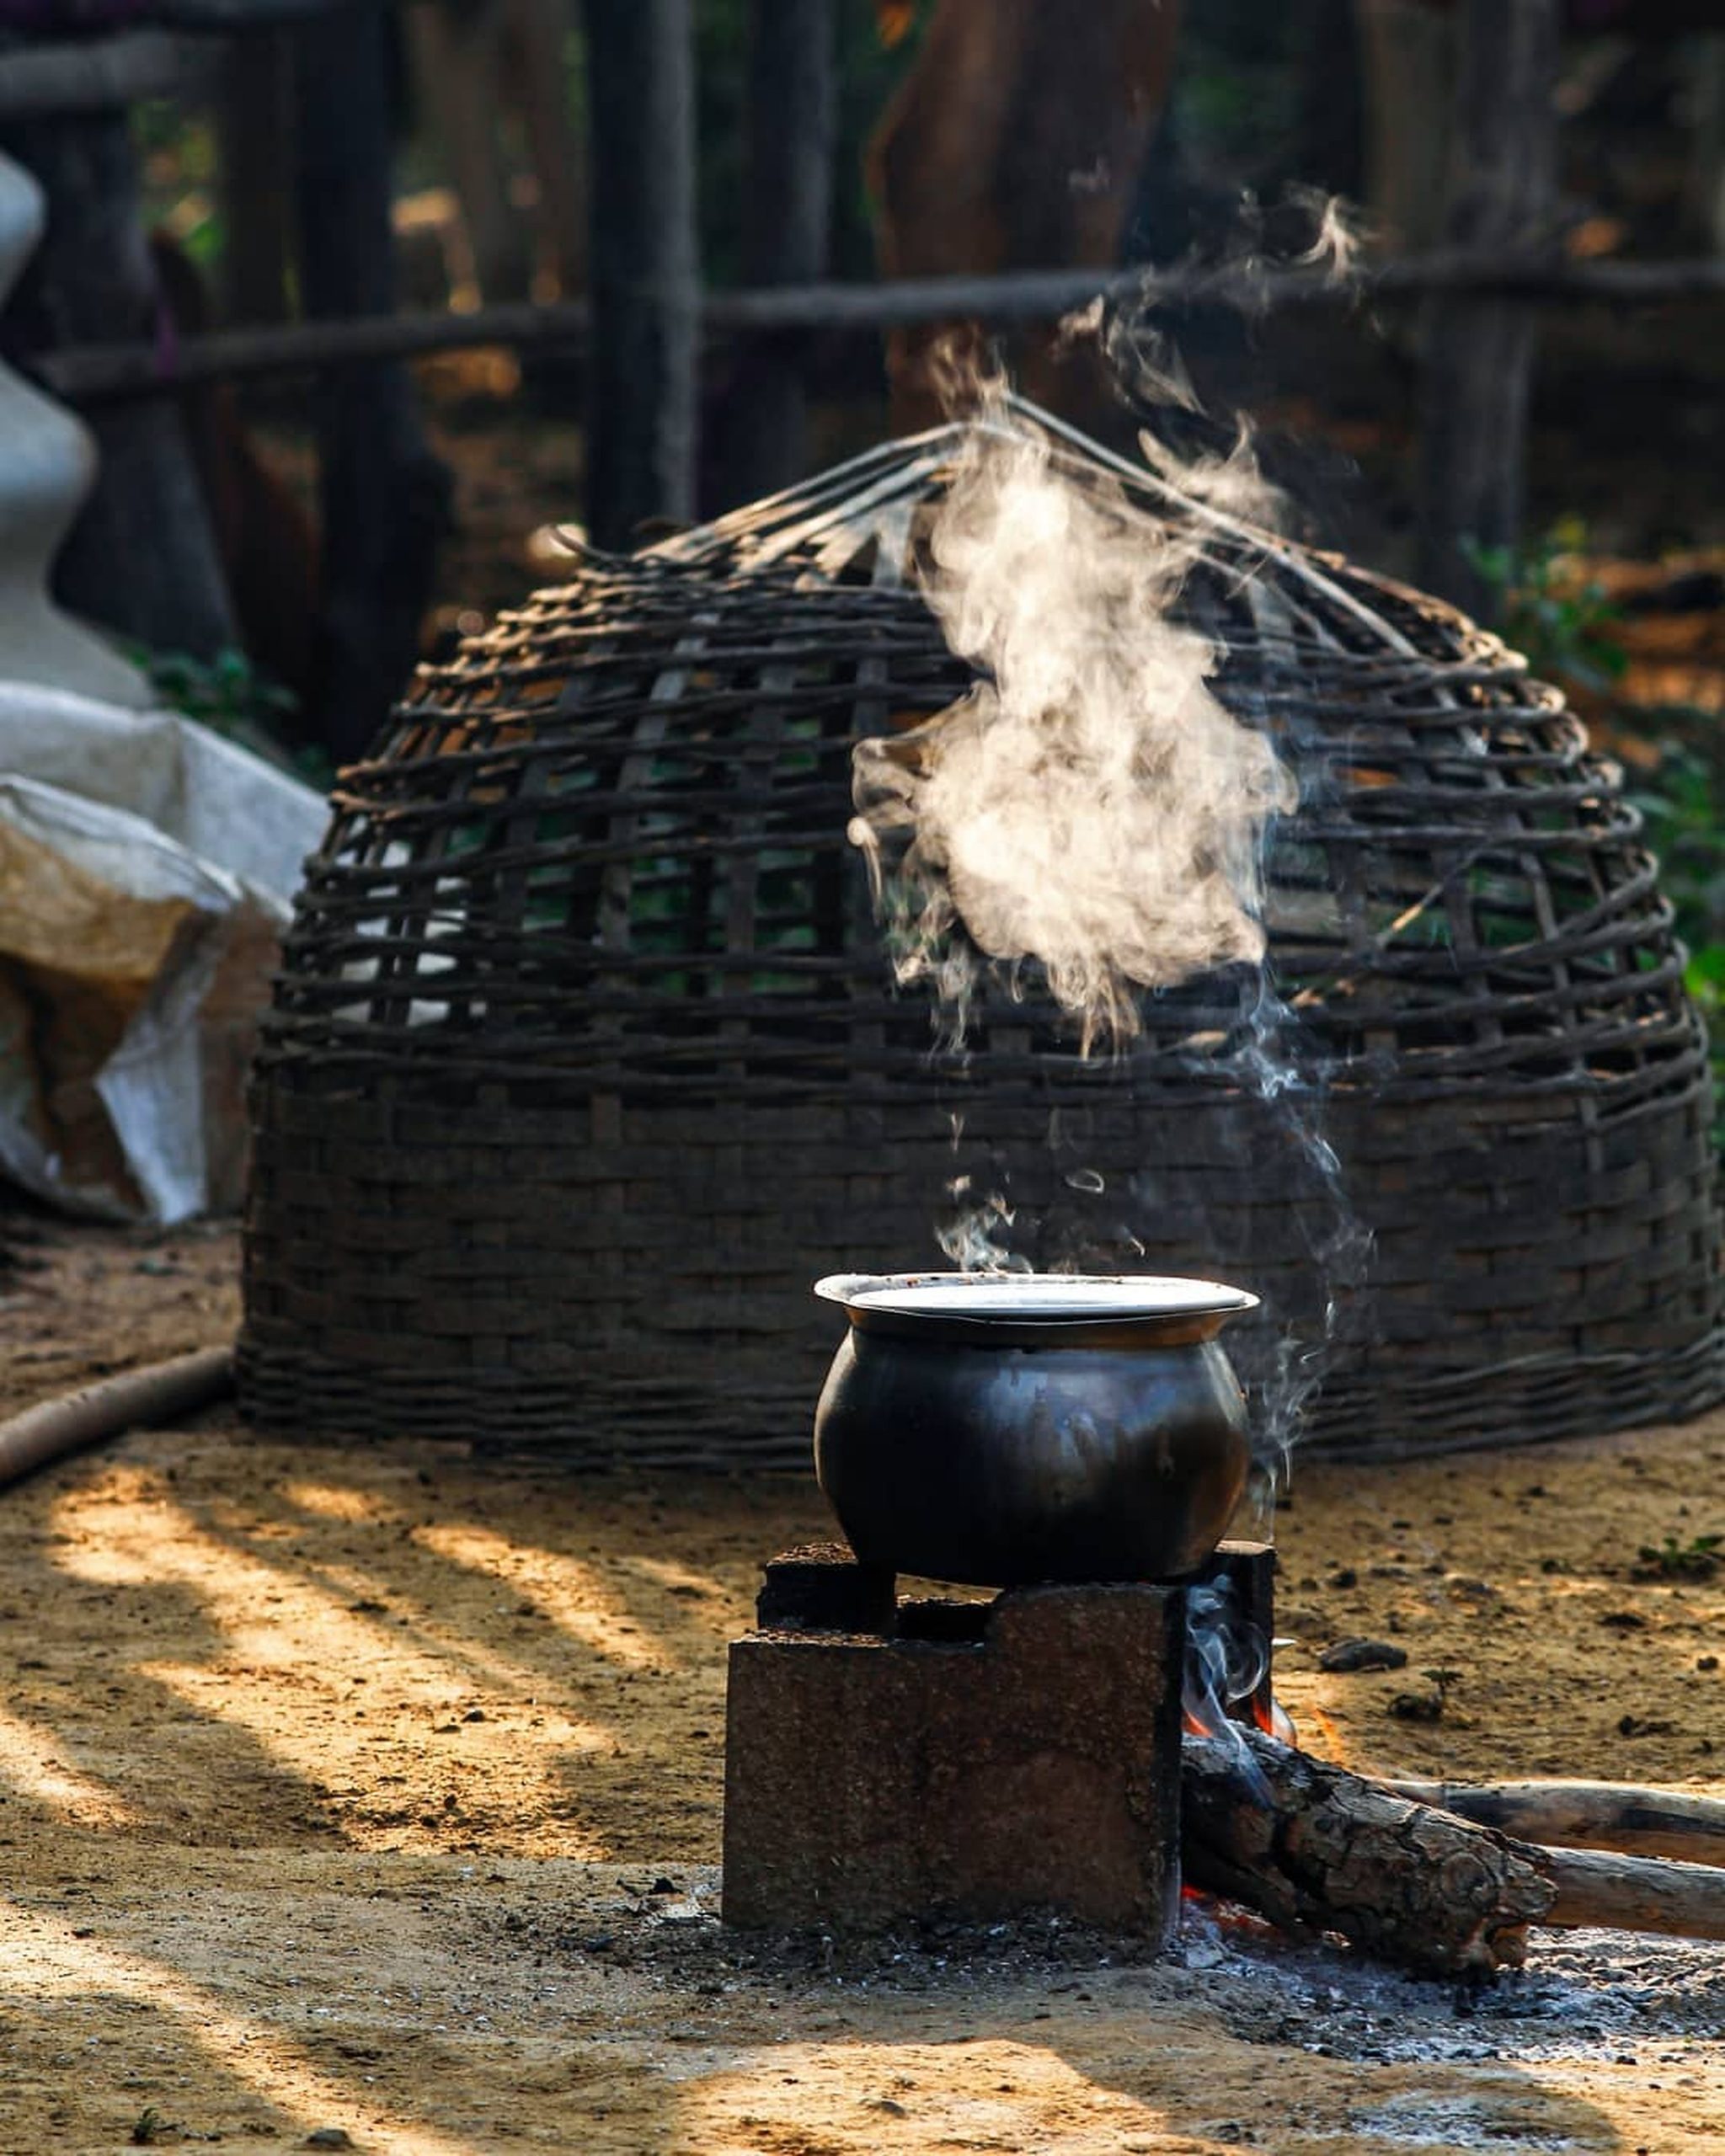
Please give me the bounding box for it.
[814,1270,1260,1349]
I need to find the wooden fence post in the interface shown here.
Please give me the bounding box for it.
[712,0,836,509]
[216,31,294,327]
[581,0,697,548]
[292,0,451,763]
[1415,0,1561,624]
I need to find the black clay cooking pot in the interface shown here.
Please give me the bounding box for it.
[813,1273,1257,1588]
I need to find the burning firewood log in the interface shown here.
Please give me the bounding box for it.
[1181,1726,1725,1978]
[1182,1726,1556,1976]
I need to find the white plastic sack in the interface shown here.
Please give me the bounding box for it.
[0,694,328,1224]
[0,681,322,905]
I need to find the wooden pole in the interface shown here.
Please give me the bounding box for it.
[1416,0,1562,623]
[1385,1778,1725,1868]
[712,0,836,509]
[38,250,1725,408]
[504,0,588,300]
[15,0,365,23]
[0,1348,232,1494]
[580,0,697,547]
[1356,0,1456,256]
[216,29,296,327]
[405,0,532,306]
[291,0,451,762]
[0,30,189,116]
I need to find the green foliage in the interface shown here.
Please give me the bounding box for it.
[1629,737,1725,1143]
[135,646,331,792]
[1465,519,1629,697]
[1632,1532,1722,1582]
[132,99,222,270]
[142,646,296,737]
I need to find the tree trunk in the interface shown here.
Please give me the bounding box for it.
[406,0,531,306]
[580,0,697,547]
[503,0,587,299]
[1415,0,1561,622]
[711,0,836,510]
[1296,0,1365,203]
[0,108,236,660]
[292,0,451,763]
[1354,0,1457,255]
[1687,33,1725,255]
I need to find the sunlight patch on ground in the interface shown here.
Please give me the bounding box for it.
[664,2036,1191,2155]
[55,1467,504,1689]
[413,1520,675,1672]
[281,1478,406,1524]
[624,1551,740,1614]
[46,1467,622,1849]
[0,1702,142,1829]
[287,1549,593,1700]
[0,1897,479,2156]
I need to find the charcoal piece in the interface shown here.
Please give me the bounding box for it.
[756,1543,895,1634]
[1319,1637,1410,1673]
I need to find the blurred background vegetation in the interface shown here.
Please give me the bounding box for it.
[55,2,1725,1121]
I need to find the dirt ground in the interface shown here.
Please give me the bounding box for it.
[0,1217,1721,2154]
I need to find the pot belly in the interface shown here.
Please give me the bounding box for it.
[814,1330,1250,1587]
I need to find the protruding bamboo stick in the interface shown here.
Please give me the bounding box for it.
[1384,1779,1725,1869]
[0,1348,234,1493]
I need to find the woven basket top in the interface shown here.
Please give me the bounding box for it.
[261,399,1702,1126]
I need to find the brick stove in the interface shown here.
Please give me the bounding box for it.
[723,1539,1273,1940]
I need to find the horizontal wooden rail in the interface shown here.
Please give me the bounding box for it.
[707,251,1725,328]
[0,4,370,116]
[0,30,196,115]
[40,297,594,401]
[6,0,361,29]
[33,248,1725,405]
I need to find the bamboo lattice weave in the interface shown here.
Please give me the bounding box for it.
[238,403,1724,1461]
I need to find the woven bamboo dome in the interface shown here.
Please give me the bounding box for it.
[238,400,1723,1464]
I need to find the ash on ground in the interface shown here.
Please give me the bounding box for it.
[491,1871,1724,2070]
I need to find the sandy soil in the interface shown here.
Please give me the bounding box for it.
[0,1217,1721,2154]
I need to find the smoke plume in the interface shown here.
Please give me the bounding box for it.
[848,211,1377,1535]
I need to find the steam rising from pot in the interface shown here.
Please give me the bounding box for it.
[845,231,1375,1529]
[848,386,1295,1056]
